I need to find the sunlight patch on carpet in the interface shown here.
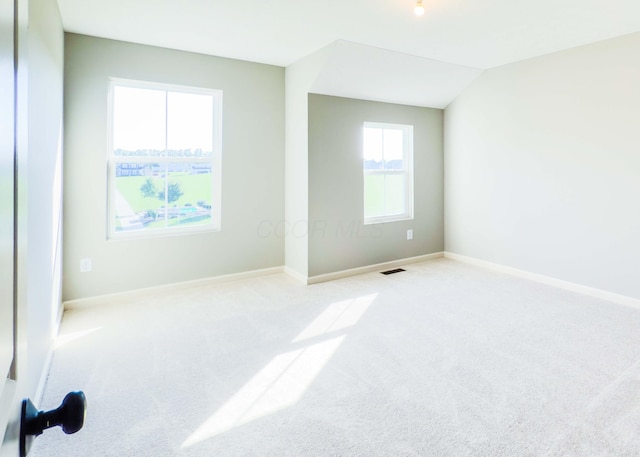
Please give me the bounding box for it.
[292,293,378,343]
[182,293,379,448]
[182,335,346,447]
[54,327,102,349]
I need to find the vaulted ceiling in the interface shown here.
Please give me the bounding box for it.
[57,0,640,107]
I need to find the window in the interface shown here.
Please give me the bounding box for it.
[363,122,413,224]
[108,79,222,238]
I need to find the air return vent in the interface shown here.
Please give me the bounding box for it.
[380,268,406,275]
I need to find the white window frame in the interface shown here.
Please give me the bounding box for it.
[363,122,414,225]
[107,78,222,239]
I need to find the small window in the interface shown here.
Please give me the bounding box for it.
[107,79,222,238]
[363,122,414,224]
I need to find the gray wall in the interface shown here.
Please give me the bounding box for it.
[445,32,640,299]
[26,0,64,399]
[63,34,285,301]
[308,94,444,277]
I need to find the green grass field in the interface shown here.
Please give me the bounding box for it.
[364,174,405,218]
[116,173,212,213]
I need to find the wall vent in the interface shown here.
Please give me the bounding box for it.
[380,268,406,275]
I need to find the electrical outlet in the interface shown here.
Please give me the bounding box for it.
[407,229,413,240]
[80,258,92,273]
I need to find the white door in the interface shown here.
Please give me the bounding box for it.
[0,0,20,454]
[2,2,83,453]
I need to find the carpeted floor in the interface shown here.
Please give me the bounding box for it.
[31,259,640,456]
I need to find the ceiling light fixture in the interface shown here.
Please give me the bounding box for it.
[414,0,425,16]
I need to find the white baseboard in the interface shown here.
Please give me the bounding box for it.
[64,255,447,308]
[35,345,54,406]
[283,266,308,284]
[444,251,640,309]
[304,252,445,285]
[34,302,63,406]
[64,266,284,310]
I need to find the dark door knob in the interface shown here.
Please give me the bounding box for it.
[20,391,87,457]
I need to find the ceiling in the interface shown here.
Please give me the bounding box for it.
[57,0,640,108]
[58,0,640,69]
[306,40,483,108]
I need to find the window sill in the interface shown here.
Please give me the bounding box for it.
[364,215,413,225]
[108,224,220,241]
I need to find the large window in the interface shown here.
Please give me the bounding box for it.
[363,122,413,224]
[108,79,222,238]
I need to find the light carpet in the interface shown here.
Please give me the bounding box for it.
[31,259,640,456]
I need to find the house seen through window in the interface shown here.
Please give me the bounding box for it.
[363,122,414,224]
[108,80,222,237]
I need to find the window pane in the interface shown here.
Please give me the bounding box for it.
[363,127,383,170]
[167,91,214,157]
[364,174,385,219]
[384,174,406,216]
[113,86,166,156]
[113,162,166,233]
[110,81,221,237]
[113,161,213,232]
[150,162,212,228]
[383,128,403,170]
[363,123,412,224]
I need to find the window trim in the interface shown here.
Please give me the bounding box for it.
[106,78,223,240]
[363,122,414,225]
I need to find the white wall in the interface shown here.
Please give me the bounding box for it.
[63,34,285,301]
[284,45,334,278]
[445,32,640,299]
